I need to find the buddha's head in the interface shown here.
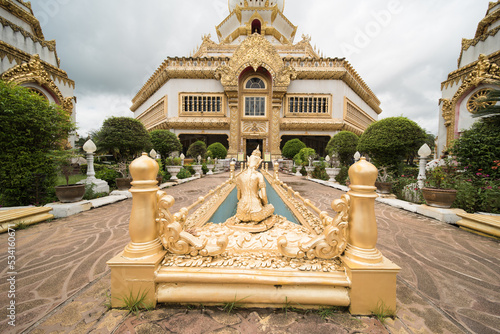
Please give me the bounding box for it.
[247,145,262,169]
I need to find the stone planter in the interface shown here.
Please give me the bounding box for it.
[55,184,86,203]
[325,167,341,182]
[305,166,314,179]
[206,164,214,175]
[422,187,457,208]
[375,181,393,194]
[166,166,182,180]
[116,177,132,190]
[192,165,203,177]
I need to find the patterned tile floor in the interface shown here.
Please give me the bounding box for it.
[0,172,498,333]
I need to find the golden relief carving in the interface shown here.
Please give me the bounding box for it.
[157,191,228,256]
[2,54,74,113]
[467,88,494,114]
[242,120,268,134]
[215,34,295,89]
[443,50,500,90]
[0,41,73,87]
[442,54,500,147]
[163,117,230,130]
[278,194,349,259]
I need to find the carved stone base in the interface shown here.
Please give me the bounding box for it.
[225,215,277,233]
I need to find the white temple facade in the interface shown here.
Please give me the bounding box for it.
[132,0,381,159]
[438,1,500,156]
[0,0,76,146]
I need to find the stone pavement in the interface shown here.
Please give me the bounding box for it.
[0,172,499,333]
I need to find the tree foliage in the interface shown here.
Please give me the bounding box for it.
[207,142,227,159]
[282,138,306,159]
[357,117,426,171]
[186,140,207,158]
[293,147,316,166]
[0,81,75,206]
[451,116,500,178]
[95,117,151,162]
[150,129,182,158]
[325,131,359,166]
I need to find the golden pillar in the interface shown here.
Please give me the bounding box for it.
[123,153,163,258]
[344,157,382,264]
[341,157,400,315]
[107,153,166,308]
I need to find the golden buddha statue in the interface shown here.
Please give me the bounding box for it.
[235,146,274,223]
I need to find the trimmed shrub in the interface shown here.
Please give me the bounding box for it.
[150,129,182,159]
[282,139,306,159]
[293,148,316,166]
[186,140,207,158]
[207,142,227,159]
[95,117,152,162]
[357,117,426,173]
[325,131,359,166]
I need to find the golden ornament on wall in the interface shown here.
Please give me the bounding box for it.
[466,88,494,114]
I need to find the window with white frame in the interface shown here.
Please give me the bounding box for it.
[244,96,266,116]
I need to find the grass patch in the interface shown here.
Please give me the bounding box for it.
[222,295,249,314]
[15,221,29,230]
[371,300,396,323]
[317,306,345,320]
[116,288,152,315]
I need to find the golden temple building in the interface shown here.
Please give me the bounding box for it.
[0,0,76,146]
[132,0,381,159]
[438,1,500,155]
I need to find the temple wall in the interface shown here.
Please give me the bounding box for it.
[459,34,500,68]
[134,79,225,119]
[0,24,58,67]
[286,80,379,121]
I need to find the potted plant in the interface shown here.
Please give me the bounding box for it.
[422,158,458,208]
[192,155,203,177]
[325,154,341,183]
[375,167,394,194]
[113,162,132,190]
[165,157,182,180]
[51,149,86,203]
[206,157,215,175]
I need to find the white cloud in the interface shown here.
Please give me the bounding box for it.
[30,0,492,136]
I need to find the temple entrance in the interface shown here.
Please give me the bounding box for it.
[246,139,262,158]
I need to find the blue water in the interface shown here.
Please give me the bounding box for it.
[209,176,299,225]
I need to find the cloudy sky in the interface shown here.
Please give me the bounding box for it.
[30,0,491,137]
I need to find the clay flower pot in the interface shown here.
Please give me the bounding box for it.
[116,177,132,190]
[375,181,393,194]
[55,184,86,203]
[422,187,457,208]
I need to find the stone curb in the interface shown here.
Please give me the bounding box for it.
[308,178,466,224]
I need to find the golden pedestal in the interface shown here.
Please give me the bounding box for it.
[107,154,400,314]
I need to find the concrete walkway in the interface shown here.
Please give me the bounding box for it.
[0,172,498,333]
